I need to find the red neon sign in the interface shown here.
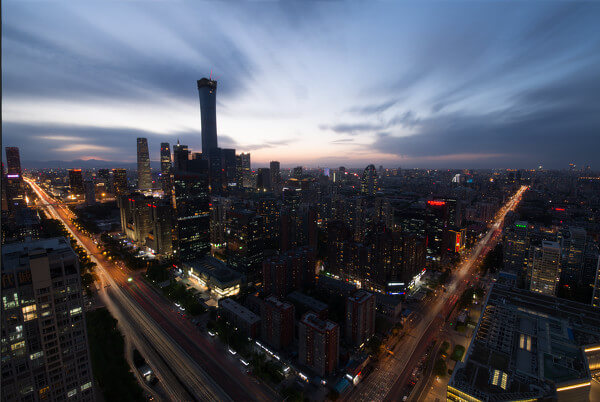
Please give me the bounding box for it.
[427,200,446,206]
[555,208,565,211]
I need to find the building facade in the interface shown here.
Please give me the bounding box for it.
[298,312,339,377]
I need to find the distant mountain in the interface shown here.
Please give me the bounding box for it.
[22,159,161,170]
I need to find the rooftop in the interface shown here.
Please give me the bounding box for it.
[449,283,600,401]
[219,298,260,324]
[302,312,338,332]
[2,237,72,272]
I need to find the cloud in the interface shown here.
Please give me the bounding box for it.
[348,99,398,115]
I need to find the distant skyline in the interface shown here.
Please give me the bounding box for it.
[2,1,600,169]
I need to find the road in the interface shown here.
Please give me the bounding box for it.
[26,178,278,402]
[348,186,527,402]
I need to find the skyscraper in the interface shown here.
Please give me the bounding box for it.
[5,147,22,176]
[530,240,561,296]
[68,169,84,195]
[270,161,281,192]
[160,142,173,195]
[136,138,152,191]
[112,169,128,195]
[197,78,218,155]
[236,153,251,188]
[257,168,271,192]
[173,141,189,172]
[1,238,95,401]
[361,164,378,195]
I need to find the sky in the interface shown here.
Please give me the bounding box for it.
[2,1,599,169]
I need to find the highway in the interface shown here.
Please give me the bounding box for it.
[349,185,528,402]
[26,178,278,402]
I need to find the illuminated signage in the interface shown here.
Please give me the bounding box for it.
[427,200,446,206]
[554,208,565,211]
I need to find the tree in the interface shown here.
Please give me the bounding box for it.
[434,358,447,377]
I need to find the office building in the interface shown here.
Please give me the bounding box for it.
[173,162,211,261]
[197,78,218,155]
[83,180,96,206]
[112,169,128,195]
[530,240,561,296]
[448,283,600,402]
[68,169,84,195]
[5,147,22,176]
[257,168,271,192]
[345,291,375,347]
[1,238,95,401]
[361,164,378,195]
[298,312,339,377]
[270,161,281,193]
[263,247,316,298]
[219,298,260,338]
[160,142,173,196]
[173,141,190,172]
[236,153,251,188]
[136,137,152,191]
[185,256,244,300]
[260,296,294,351]
[226,209,264,278]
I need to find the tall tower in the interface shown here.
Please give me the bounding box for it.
[530,240,561,296]
[5,147,22,176]
[197,78,218,155]
[136,137,152,191]
[160,142,172,195]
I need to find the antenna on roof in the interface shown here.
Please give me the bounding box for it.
[210,69,212,80]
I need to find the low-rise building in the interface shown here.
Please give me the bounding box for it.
[218,298,260,338]
[185,256,245,300]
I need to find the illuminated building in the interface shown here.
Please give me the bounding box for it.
[448,282,600,402]
[136,137,152,191]
[172,141,190,172]
[219,298,260,338]
[209,196,231,250]
[185,256,243,300]
[226,209,264,279]
[298,312,339,377]
[4,147,24,207]
[260,296,294,351]
[112,168,128,195]
[263,247,316,298]
[269,161,281,193]
[256,196,280,249]
[68,169,84,195]
[160,142,173,196]
[197,78,218,155]
[5,147,22,176]
[592,256,600,309]
[530,240,561,296]
[1,238,95,401]
[173,161,211,262]
[345,290,375,347]
[256,168,271,192]
[360,164,378,195]
[446,228,466,253]
[236,153,251,188]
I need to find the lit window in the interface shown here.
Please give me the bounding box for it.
[69,307,82,316]
[67,388,77,397]
[30,351,44,360]
[500,372,508,390]
[22,304,37,321]
[11,341,25,351]
[80,382,92,391]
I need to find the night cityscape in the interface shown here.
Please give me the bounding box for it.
[2,2,600,402]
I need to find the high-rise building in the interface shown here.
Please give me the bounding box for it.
[136,138,152,191]
[146,198,173,257]
[293,166,303,179]
[83,180,96,206]
[530,240,561,296]
[112,169,128,195]
[160,142,173,196]
[361,164,378,195]
[5,147,22,176]
[263,247,316,298]
[226,209,264,279]
[173,161,211,261]
[345,290,375,347]
[173,141,190,172]
[68,169,84,195]
[593,256,600,308]
[1,238,95,401]
[298,312,339,377]
[270,161,281,192]
[260,296,294,351]
[257,168,271,192]
[236,153,251,188]
[197,78,218,155]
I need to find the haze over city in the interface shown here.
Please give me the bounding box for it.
[3,1,599,168]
